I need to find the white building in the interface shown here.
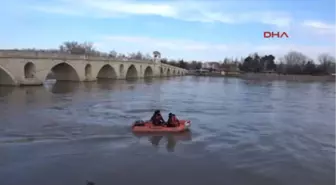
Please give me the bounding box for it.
[202,62,220,70]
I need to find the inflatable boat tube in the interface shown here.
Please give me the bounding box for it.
[132,120,191,133]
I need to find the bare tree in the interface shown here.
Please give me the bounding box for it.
[284,51,307,65]
[59,41,83,54]
[153,51,161,62]
[135,51,144,60]
[82,42,96,54]
[318,53,335,64]
[59,41,98,55]
[127,51,144,60]
[283,51,308,73]
[109,50,117,58]
[117,53,126,59]
[318,53,336,74]
[223,57,230,64]
[144,53,152,60]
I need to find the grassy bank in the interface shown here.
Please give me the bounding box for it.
[187,72,335,82]
[238,73,335,82]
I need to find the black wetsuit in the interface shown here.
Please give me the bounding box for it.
[167,114,179,127]
[151,113,165,126]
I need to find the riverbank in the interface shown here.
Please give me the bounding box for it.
[187,71,240,77]
[239,73,335,82]
[187,72,335,81]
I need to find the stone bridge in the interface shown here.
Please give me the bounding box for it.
[0,50,187,86]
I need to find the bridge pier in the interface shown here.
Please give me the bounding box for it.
[19,78,44,86]
[83,77,97,82]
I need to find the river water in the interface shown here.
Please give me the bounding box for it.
[0,76,335,185]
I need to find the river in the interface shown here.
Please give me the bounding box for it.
[0,76,335,185]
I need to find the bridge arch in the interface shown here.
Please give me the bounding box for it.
[24,62,36,78]
[177,71,180,75]
[125,65,138,79]
[173,70,176,76]
[46,62,80,81]
[85,64,92,79]
[0,65,15,85]
[97,64,117,79]
[144,66,153,78]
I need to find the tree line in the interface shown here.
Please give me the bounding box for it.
[239,52,335,75]
[14,41,157,61]
[11,41,336,75]
[161,52,335,75]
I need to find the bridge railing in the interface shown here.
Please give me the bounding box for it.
[0,50,153,63]
[160,63,187,71]
[0,50,187,71]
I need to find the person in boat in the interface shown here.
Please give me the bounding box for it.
[151,110,165,126]
[166,113,179,127]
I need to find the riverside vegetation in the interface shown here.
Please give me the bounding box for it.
[8,41,336,76]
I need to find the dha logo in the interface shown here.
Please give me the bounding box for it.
[263,31,289,38]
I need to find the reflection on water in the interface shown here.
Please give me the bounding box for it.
[133,131,192,152]
[143,77,154,85]
[96,79,118,90]
[0,86,15,97]
[50,81,80,94]
[83,82,94,92]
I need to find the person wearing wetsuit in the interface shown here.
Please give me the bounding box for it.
[167,113,179,127]
[151,110,165,126]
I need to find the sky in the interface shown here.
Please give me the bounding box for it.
[1,0,335,61]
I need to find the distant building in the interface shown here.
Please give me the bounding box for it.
[219,62,241,75]
[188,68,211,75]
[198,61,242,75]
[202,62,220,71]
[328,63,336,76]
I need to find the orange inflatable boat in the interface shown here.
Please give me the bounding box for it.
[132,120,191,133]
